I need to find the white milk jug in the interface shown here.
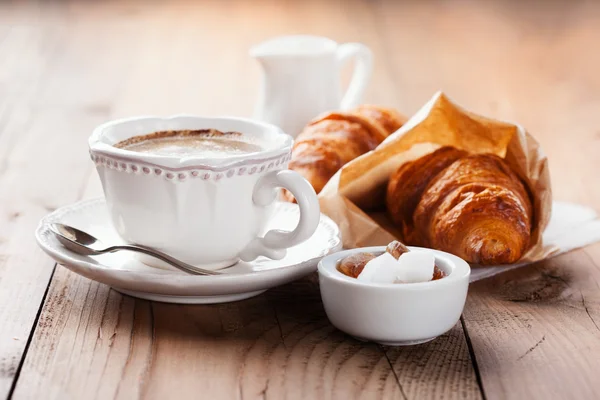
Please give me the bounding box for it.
[250,35,373,137]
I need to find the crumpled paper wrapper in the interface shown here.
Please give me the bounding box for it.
[318,91,557,279]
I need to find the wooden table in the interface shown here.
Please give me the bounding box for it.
[1,0,599,399]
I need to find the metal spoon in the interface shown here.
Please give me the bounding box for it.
[49,223,220,276]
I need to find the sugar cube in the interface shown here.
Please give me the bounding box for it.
[395,251,436,283]
[357,252,399,283]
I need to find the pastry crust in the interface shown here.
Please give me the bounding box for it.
[387,146,533,265]
[283,105,407,202]
[386,146,468,243]
[352,104,406,134]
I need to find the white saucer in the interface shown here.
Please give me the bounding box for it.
[35,198,342,304]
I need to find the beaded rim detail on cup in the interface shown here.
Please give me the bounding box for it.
[89,151,292,182]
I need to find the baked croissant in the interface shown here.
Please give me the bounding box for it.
[386,146,533,265]
[282,105,407,201]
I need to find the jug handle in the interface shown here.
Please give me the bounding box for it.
[337,43,373,110]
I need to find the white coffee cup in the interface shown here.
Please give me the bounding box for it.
[88,115,321,270]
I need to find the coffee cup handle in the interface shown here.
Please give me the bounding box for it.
[238,170,320,262]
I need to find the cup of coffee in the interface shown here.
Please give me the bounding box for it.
[88,115,320,270]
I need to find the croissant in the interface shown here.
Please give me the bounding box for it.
[386,146,533,265]
[282,105,407,202]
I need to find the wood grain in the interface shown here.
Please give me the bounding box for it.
[368,0,600,398]
[17,158,481,399]
[3,0,600,399]
[463,247,600,399]
[383,323,481,399]
[15,265,480,399]
[8,3,482,398]
[0,3,121,396]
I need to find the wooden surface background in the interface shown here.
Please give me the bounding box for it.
[1,0,599,399]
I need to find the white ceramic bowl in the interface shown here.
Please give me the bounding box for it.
[317,246,470,346]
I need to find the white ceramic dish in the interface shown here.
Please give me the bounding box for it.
[317,246,470,346]
[35,198,342,304]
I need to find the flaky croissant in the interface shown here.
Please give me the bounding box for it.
[282,105,407,202]
[386,146,533,265]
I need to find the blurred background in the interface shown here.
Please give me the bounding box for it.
[1,0,599,204]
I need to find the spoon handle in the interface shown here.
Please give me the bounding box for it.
[106,245,221,276]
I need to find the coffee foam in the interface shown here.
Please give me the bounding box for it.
[114,129,268,158]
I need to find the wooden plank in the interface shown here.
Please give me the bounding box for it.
[372,0,600,397]
[17,0,600,398]
[383,324,481,399]
[19,162,405,398]
[368,0,597,398]
[266,276,481,400]
[0,11,103,400]
[16,249,479,399]
[0,97,106,398]
[10,0,481,398]
[0,1,141,397]
[463,247,600,399]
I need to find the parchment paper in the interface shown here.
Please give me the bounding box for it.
[316,91,600,280]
